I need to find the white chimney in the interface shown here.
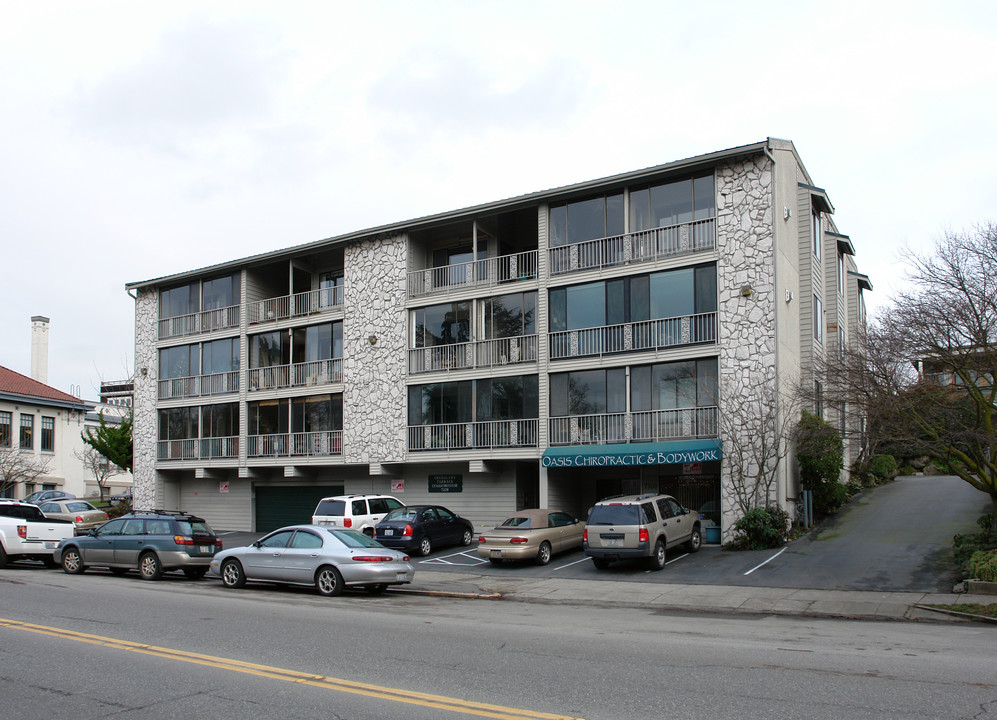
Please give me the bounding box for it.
[30,315,50,384]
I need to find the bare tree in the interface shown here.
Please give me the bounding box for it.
[0,447,52,498]
[74,445,123,501]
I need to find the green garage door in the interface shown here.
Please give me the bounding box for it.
[255,485,344,533]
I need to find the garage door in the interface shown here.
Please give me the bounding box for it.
[255,485,344,533]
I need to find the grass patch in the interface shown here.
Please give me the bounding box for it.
[927,603,997,619]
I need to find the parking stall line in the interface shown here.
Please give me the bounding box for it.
[0,617,587,720]
[552,557,590,571]
[744,547,786,575]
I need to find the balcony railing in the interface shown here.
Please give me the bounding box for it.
[247,358,343,391]
[158,304,241,340]
[246,431,343,458]
[549,312,716,360]
[408,335,538,374]
[157,436,239,461]
[249,286,344,325]
[408,419,539,451]
[548,217,715,276]
[407,250,538,297]
[548,406,718,446]
[158,371,239,400]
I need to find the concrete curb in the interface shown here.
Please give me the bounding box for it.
[914,604,997,624]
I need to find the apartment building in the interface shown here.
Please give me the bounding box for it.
[127,138,871,537]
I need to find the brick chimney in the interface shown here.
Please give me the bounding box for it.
[30,315,50,384]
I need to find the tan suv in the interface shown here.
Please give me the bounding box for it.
[583,493,701,570]
[311,494,404,536]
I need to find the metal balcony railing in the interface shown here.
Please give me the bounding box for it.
[247,358,342,391]
[249,286,344,325]
[246,431,343,458]
[157,371,239,400]
[549,312,716,360]
[547,406,718,446]
[158,304,240,340]
[408,335,538,374]
[157,436,239,461]
[548,217,715,276]
[407,250,538,297]
[407,419,539,451]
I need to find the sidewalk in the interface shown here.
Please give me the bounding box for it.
[393,570,997,624]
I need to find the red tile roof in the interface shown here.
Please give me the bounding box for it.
[0,365,87,406]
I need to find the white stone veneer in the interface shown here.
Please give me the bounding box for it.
[132,288,159,509]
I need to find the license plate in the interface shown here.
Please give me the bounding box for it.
[199,545,211,553]
[604,539,622,547]
[490,550,502,558]
[44,542,57,549]
[384,529,394,536]
[396,573,407,582]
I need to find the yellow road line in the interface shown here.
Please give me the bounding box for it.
[0,617,586,720]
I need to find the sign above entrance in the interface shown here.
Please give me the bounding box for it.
[541,439,721,469]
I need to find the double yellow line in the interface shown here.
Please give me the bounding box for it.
[0,617,585,720]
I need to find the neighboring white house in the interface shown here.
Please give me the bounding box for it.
[126,138,872,538]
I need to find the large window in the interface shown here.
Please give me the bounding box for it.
[248,399,288,435]
[812,210,822,262]
[160,343,200,380]
[160,282,199,320]
[482,292,536,339]
[629,173,714,230]
[202,274,240,310]
[250,331,289,369]
[408,381,473,426]
[41,416,54,452]
[202,338,239,375]
[475,376,539,421]
[291,395,343,433]
[814,295,823,344]
[630,359,718,411]
[158,407,198,442]
[549,192,624,247]
[202,404,238,439]
[408,377,537,426]
[0,411,10,448]
[19,415,33,450]
[549,264,717,332]
[411,302,470,348]
[292,322,342,364]
[550,369,627,417]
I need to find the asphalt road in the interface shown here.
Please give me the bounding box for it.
[1,565,995,720]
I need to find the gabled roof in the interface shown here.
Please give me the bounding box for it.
[0,365,90,411]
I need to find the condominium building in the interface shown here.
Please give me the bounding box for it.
[127,138,871,536]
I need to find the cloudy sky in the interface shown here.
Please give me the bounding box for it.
[1,1,994,398]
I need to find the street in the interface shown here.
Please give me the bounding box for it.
[1,563,994,720]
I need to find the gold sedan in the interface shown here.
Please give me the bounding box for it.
[37,499,108,534]
[477,509,584,566]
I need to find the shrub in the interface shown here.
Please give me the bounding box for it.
[795,412,845,520]
[813,480,849,516]
[868,454,897,480]
[106,499,132,519]
[953,513,997,567]
[729,507,788,550]
[967,549,997,582]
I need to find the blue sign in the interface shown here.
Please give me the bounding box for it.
[541,439,721,469]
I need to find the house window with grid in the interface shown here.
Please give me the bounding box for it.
[0,411,10,448]
[20,414,34,450]
[41,416,54,452]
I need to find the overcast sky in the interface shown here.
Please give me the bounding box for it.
[1,1,994,398]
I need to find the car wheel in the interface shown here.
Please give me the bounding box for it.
[109,567,129,576]
[460,528,473,546]
[647,539,666,571]
[419,536,432,557]
[0,543,7,568]
[685,527,702,553]
[61,547,86,574]
[535,541,552,566]
[315,565,344,597]
[183,567,208,580]
[592,558,610,570]
[364,583,388,595]
[139,552,163,581]
[221,559,246,589]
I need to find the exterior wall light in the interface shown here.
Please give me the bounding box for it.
[740,284,754,298]
[367,335,378,345]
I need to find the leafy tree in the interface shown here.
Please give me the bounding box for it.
[82,412,133,473]
[795,411,845,518]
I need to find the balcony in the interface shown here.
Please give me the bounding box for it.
[548,218,715,277]
[158,371,239,400]
[248,358,343,391]
[548,406,718,446]
[549,312,716,360]
[247,431,343,458]
[408,335,538,374]
[249,286,343,325]
[407,250,538,298]
[157,436,239,462]
[407,419,539,451]
[158,305,240,340]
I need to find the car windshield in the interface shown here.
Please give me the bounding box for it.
[328,529,385,548]
[500,516,532,528]
[315,500,346,516]
[382,508,418,522]
[587,505,642,525]
[66,502,95,512]
[176,520,214,536]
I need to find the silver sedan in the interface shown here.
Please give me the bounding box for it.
[210,525,414,596]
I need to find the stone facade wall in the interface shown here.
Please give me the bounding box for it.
[715,155,779,539]
[342,235,408,464]
[131,288,159,510]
